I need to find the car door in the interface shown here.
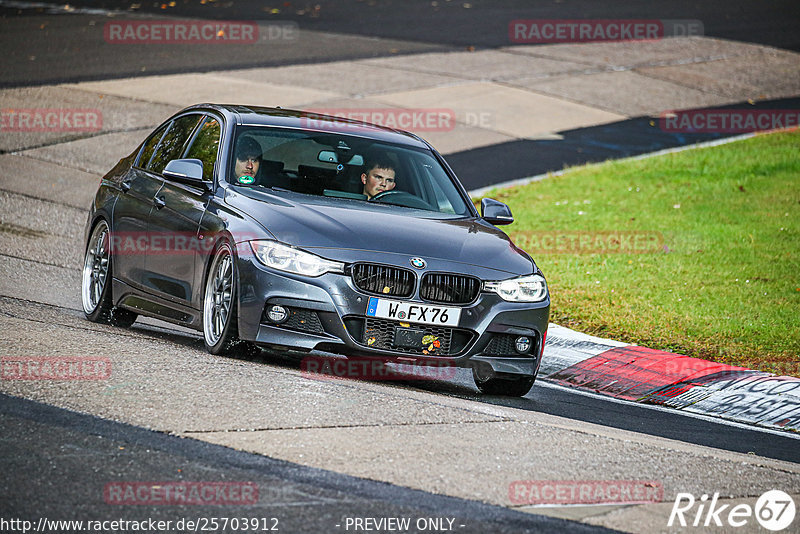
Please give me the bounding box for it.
[145,113,218,307]
[112,122,169,287]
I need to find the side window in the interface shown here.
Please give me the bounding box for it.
[184,116,221,182]
[136,123,168,169]
[148,114,203,174]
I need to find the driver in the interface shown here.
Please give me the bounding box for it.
[233,137,262,185]
[360,156,396,199]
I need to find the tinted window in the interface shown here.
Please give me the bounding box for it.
[230,126,472,217]
[148,114,203,174]
[136,123,168,169]
[184,116,221,181]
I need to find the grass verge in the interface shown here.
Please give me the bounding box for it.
[478,129,800,375]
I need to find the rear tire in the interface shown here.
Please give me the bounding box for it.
[81,219,137,328]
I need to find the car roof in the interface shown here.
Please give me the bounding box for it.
[183,103,432,150]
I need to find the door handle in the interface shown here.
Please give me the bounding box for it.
[153,196,166,209]
[120,180,132,192]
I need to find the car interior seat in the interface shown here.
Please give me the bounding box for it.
[256,159,290,189]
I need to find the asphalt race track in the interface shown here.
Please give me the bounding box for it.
[2,0,799,87]
[1,2,799,533]
[1,393,604,534]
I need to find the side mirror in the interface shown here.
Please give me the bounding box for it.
[481,198,514,225]
[163,159,208,188]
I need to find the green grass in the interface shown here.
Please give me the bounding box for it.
[477,130,800,375]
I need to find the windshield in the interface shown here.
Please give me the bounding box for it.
[228,126,472,216]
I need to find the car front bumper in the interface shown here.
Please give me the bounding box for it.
[236,255,549,378]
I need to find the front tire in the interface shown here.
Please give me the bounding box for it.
[473,367,535,397]
[81,219,137,327]
[202,242,258,357]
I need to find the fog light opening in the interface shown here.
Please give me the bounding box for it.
[515,336,531,354]
[267,305,289,324]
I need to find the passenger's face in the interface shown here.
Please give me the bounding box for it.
[235,154,260,179]
[361,166,396,198]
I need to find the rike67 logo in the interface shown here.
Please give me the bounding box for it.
[669,490,795,531]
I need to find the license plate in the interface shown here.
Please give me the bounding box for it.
[366,297,461,326]
[394,327,426,348]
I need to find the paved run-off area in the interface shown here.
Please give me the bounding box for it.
[3,36,799,172]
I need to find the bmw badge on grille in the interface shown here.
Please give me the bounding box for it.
[410,257,426,269]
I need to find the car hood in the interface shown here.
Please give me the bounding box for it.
[225,188,534,276]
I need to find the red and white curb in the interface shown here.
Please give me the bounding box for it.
[542,324,800,433]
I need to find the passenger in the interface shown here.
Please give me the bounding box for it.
[360,157,396,199]
[233,137,262,185]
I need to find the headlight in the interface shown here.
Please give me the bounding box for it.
[484,274,548,302]
[249,240,344,277]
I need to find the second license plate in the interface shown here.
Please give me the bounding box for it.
[366,297,461,327]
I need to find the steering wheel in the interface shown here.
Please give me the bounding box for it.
[368,190,434,210]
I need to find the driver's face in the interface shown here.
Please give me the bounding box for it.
[361,166,396,198]
[235,154,260,179]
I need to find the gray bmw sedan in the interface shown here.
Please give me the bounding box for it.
[82,104,549,396]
